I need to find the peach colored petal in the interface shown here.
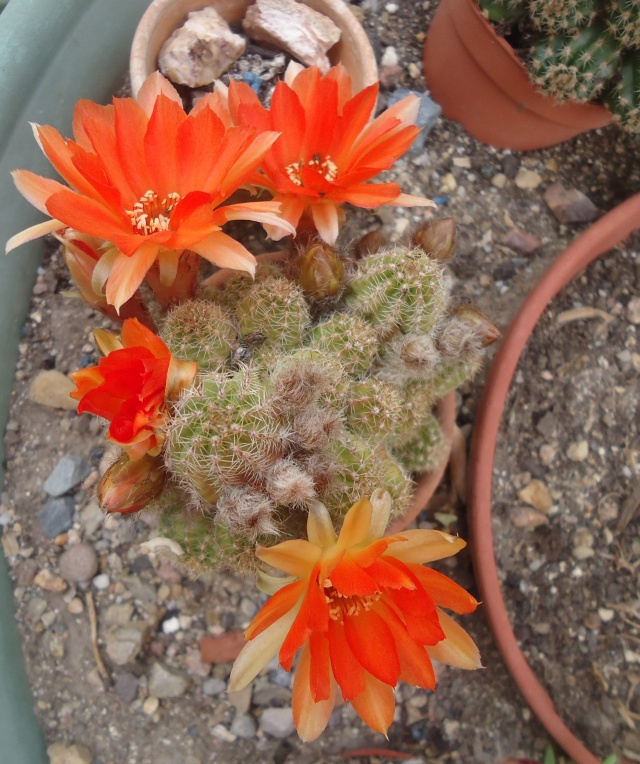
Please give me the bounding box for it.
[228,605,299,692]
[306,500,336,549]
[6,218,65,253]
[368,489,392,540]
[217,200,295,236]
[121,317,169,356]
[310,199,340,245]
[256,539,321,577]
[91,246,120,296]
[188,231,256,274]
[350,671,395,736]
[137,71,183,116]
[426,609,482,671]
[93,328,122,356]
[337,497,372,549]
[166,356,198,400]
[11,170,67,215]
[386,530,466,564]
[292,642,338,742]
[105,243,159,312]
[263,195,305,241]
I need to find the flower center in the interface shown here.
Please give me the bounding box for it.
[284,154,339,187]
[126,190,181,235]
[323,579,381,622]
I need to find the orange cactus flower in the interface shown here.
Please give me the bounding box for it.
[70,318,197,460]
[216,63,435,244]
[6,73,294,311]
[229,490,481,741]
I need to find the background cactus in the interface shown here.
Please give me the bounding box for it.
[149,222,494,574]
[479,0,640,130]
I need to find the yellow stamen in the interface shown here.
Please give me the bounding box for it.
[126,190,181,235]
[323,580,381,623]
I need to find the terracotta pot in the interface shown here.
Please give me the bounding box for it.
[130,0,378,99]
[388,390,457,534]
[423,0,613,151]
[468,192,640,764]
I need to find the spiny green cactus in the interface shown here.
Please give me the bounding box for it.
[153,227,494,574]
[530,23,618,102]
[606,50,640,129]
[529,0,599,32]
[608,0,640,48]
[479,0,640,131]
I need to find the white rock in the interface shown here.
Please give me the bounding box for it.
[47,742,92,764]
[567,440,589,462]
[514,167,542,190]
[598,607,614,623]
[626,296,640,324]
[28,370,78,410]
[243,0,341,73]
[259,706,295,738]
[159,7,246,87]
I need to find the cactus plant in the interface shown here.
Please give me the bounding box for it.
[479,0,640,130]
[142,225,496,575]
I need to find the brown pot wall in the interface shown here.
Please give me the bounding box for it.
[468,192,640,764]
[423,0,613,150]
[130,0,378,99]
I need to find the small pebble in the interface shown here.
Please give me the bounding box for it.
[114,672,139,703]
[34,569,67,593]
[514,167,542,189]
[148,661,189,698]
[626,296,640,324]
[598,608,615,623]
[259,707,295,738]
[92,573,110,590]
[142,696,159,716]
[567,440,589,462]
[518,479,553,513]
[491,173,507,189]
[231,713,257,739]
[203,677,226,696]
[67,598,84,614]
[59,542,99,584]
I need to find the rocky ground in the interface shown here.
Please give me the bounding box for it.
[2,1,640,763]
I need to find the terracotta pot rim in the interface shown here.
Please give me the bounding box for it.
[468,192,640,764]
[129,0,378,100]
[423,0,613,150]
[388,390,457,535]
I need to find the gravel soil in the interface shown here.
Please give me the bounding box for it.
[2,2,640,763]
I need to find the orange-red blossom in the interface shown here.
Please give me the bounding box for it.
[229,490,481,741]
[70,318,196,460]
[7,73,294,311]
[213,63,435,244]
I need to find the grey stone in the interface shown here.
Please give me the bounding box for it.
[148,661,189,698]
[80,500,104,537]
[105,624,146,665]
[202,677,226,696]
[114,672,139,703]
[386,88,441,151]
[259,707,295,738]
[43,455,92,497]
[228,683,252,714]
[59,542,99,584]
[39,496,75,538]
[243,0,341,73]
[252,684,292,706]
[29,370,78,410]
[159,7,245,87]
[231,713,257,739]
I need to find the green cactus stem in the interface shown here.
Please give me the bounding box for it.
[608,0,640,49]
[529,0,599,33]
[605,50,640,131]
[529,23,618,102]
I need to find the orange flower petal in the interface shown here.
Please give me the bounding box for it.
[292,642,337,742]
[245,578,306,640]
[343,609,400,687]
[256,539,321,578]
[329,553,379,597]
[188,231,256,274]
[426,609,482,671]
[144,94,185,193]
[386,529,467,564]
[11,169,67,215]
[113,96,154,195]
[376,600,436,690]
[121,318,169,357]
[6,218,65,253]
[308,631,331,702]
[228,604,300,692]
[409,565,479,614]
[337,497,372,548]
[327,617,365,701]
[350,671,395,737]
[137,72,183,117]
[105,243,159,312]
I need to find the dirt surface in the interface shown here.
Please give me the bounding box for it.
[2,1,640,763]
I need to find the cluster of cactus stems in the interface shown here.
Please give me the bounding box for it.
[144,221,497,577]
[480,0,640,131]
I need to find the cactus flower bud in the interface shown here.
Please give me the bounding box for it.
[352,229,388,259]
[98,453,166,514]
[295,242,345,299]
[453,306,501,347]
[411,218,457,260]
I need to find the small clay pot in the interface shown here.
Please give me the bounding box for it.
[468,192,640,764]
[423,0,613,150]
[130,0,378,99]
